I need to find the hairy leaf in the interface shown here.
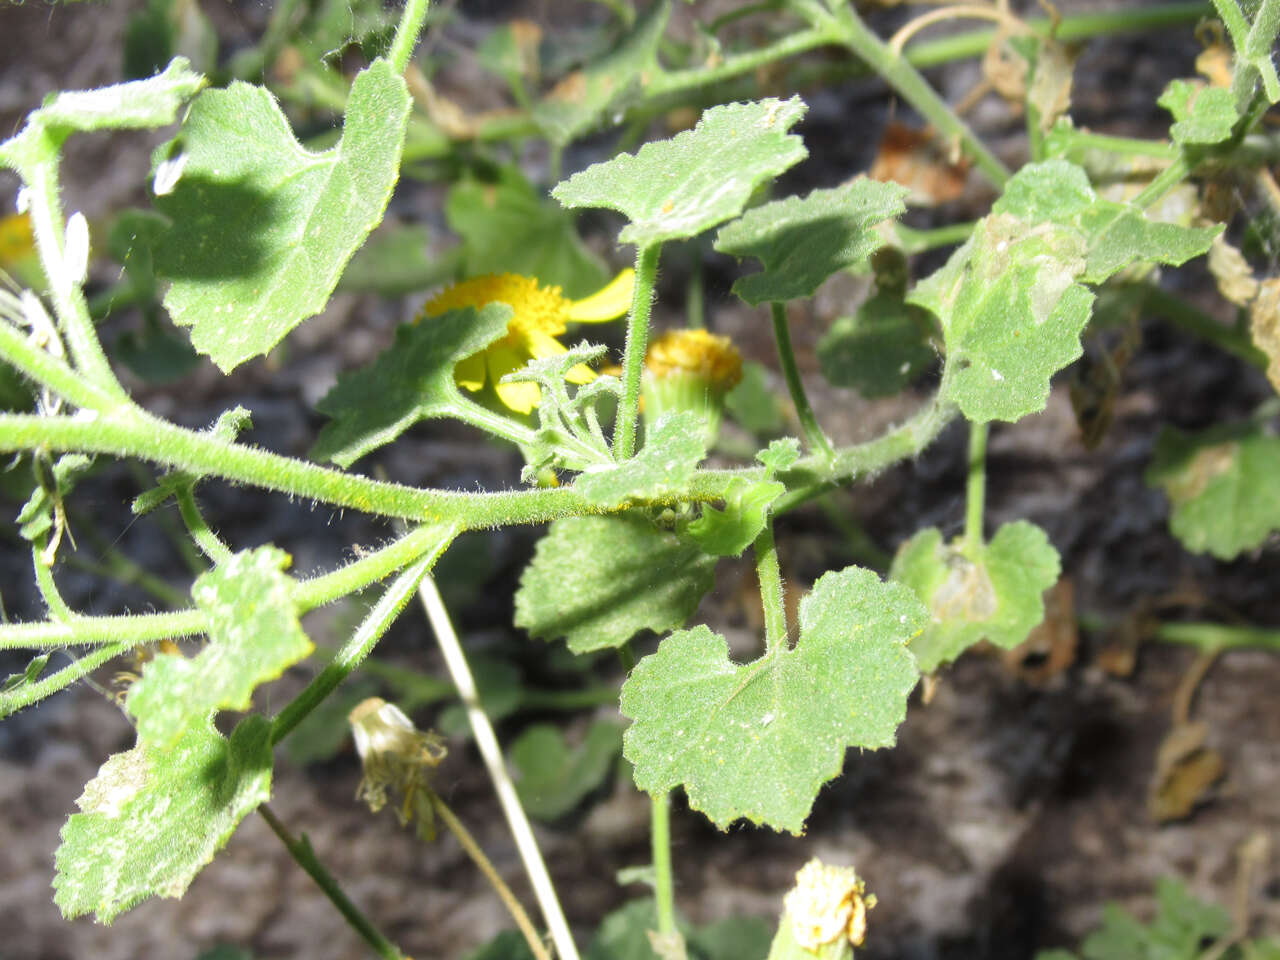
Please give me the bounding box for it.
[553,98,808,248]
[310,304,512,466]
[510,721,623,820]
[447,167,607,298]
[1146,422,1280,560]
[1076,877,1230,960]
[684,478,785,557]
[713,180,909,305]
[516,514,716,654]
[53,716,273,922]
[818,292,938,398]
[620,567,924,833]
[1158,79,1238,145]
[127,546,311,746]
[155,59,410,371]
[576,412,707,508]
[890,521,1061,673]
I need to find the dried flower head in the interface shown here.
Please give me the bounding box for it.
[783,858,877,951]
[349,697,447,838]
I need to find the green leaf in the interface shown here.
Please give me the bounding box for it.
[447,168,608,298]
[726,361,785,435]
[620,566,924,833]
[553,98,809,248]
[1,58,203,168]
[1078,877,1231,960]
[127,547,312,747]
[757,437,801,475]
[1145,422,1280,560]
[16,454,92,543]
[1158,79,1238,146]
[509,720,624,820]
[818,292,938,398]
[532,0,671,146]
[310,303,512,466]
[688,916,773,960]
[992,159,1219,284]
[585,899,666,960]
[909,213,1093,423]
[154,59,411,371]
[889,521,1060,673]
[1,652,51,693]
[684,478,785,557]
[516,514,717,654]
[53,715,273,923]
[576,412,707,508]
[337,224,460,296]
[464,931,539,960]
[713,180,909,305]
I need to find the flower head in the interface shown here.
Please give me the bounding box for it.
[421,269,634,414]
[642,328,743,446]
[782,858,877,952]
[349,697,447,839]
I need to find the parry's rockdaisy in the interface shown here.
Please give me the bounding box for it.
[421,269,634,415]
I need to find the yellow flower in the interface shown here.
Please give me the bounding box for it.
[645,328,743,393]
[421,269,634,415]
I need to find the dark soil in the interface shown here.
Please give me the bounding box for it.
[1,1,1278,959]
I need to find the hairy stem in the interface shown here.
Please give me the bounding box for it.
[755,523,788,652]
[270,534,454,746]
[964,421,987,548]
[651,792,677,936]
[771,302,834,460]
[259,805,407,960]
[388,0,433,75]
[615,244,662,461]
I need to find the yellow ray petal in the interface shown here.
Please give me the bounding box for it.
[487,341,541,414]
[454,351,486,392]
[567,268,635,323]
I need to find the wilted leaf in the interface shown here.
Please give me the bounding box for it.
[1148,721,1225,822]
[713,180,908,305]
[155,60,411,371]
[53,716,273,922]
[890,521,1061,673]
[516,514,716,654]
[868,123,969,206]
[1209,234,1259,305]
[620,566,924,833]
[553,98,808,248]
[310,304,512,466]
[127,546,312,747]
[1146,422,1280,560]
[1251,276,1280,394]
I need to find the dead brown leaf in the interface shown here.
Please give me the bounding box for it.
[1003,578,1077,685]
[1209,234,1260,305]
[1027,39,1078,133]
[869,123,970,206]
[1249,276,1280,394]
[1148,720,1226,822]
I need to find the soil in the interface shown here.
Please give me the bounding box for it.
[0,1,1278,959]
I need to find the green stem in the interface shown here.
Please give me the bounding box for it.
[893,221,976,254]
[1057,130,1178,161]
[1129,154,1192,209]
[452,401,538,449]
[0,314,118,413]
[258,805,406,960]
[32,543,73,621]
[964,421,987,548]
[0,524,457,652]
[1138,283,1269,369]
[388,0,433,75]
[63,532,190,610]
[820,2,1010,187]
[1155,621,1280,653]
[647,24,837,98]
[615,244,662,461]
[0,641,131,717]
[270,534,454,746]
[19,153,129,403]
[651,792,676,936]
[754,523,788,652]
[771,302,834,460]
[175,485,232,564]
